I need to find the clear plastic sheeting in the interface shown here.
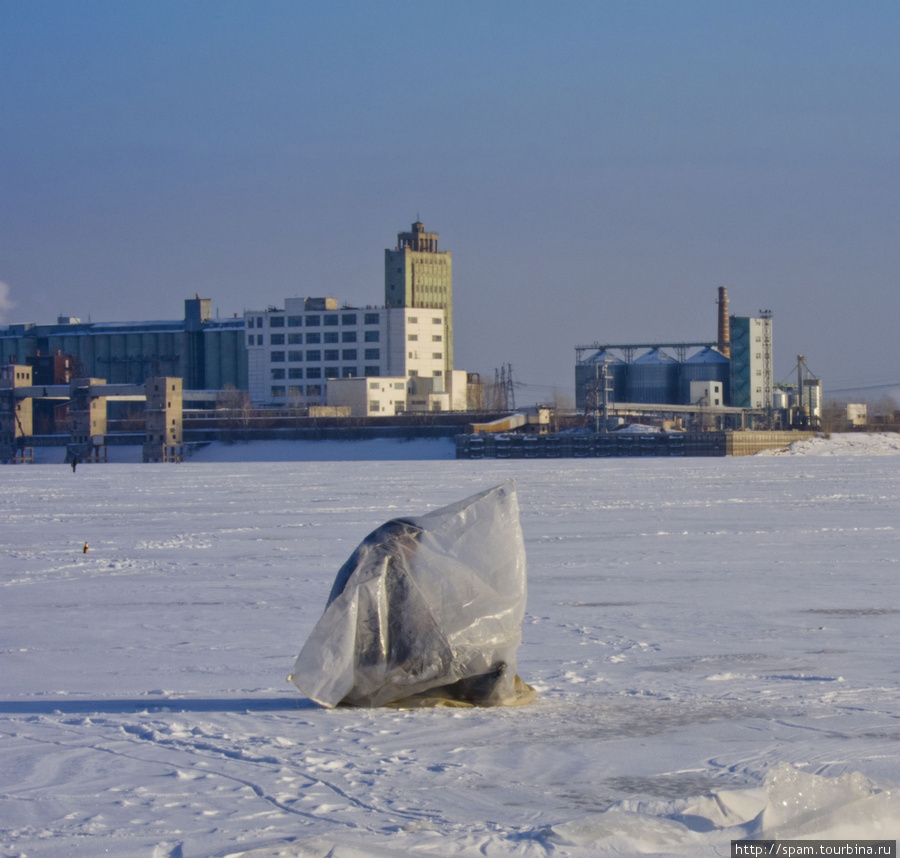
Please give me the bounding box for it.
[290,480,534,708]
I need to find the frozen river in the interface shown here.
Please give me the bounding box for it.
[2,437,899,856]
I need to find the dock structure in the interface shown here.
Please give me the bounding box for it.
[1,366,184,463]
[455,430,814,459]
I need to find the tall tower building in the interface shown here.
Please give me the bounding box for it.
[384,221,453,376]
[730,312,773,410]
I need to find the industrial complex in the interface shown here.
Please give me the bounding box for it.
[2,221,829,462]
[575,287,820,432]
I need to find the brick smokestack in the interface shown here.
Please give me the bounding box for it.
[717,286,730,358]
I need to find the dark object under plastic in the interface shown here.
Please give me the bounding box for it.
[290,481,534,708]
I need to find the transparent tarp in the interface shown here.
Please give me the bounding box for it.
[290,480,534,708]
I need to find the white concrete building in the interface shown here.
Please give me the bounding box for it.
[328,376,408,417]
[689,380,724,407]
[244,298,451,409]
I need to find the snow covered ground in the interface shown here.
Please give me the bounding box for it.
[3,434,900,856]
[758,431,900,457]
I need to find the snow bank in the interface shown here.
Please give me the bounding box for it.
[757,432,900,456]
[189,437,458,462]
[552,764,899,851]
[29,436,458,464]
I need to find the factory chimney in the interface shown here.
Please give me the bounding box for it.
[717,286,731,358]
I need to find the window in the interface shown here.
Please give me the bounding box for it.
[409,316,417,323]
[364,312,379,325]
[409,369,418,377]
[432,317,441,324]
[324,314,338,326]
[364,330,380,342]
[342,367,357,378]
[269,316,285,327]
[289,368,303,379]
[270,351,285,362]
[288,333,302,344]
[271,368,285,379]
[364,366,380,377]
[433,370,442,377]
[342,349,357,361]
[270,334,285,345]
[271,386,285,397]
[305,315,320,327]
[306,350,321,361]
[408,334,418,341]
[365,348,380,360]
[369,381,380,390]
[324,349,339,361]
[288,385,303,396]
[288,350,303,362]
[288,316,303,327]
[432,334,442,342]
[369,401,380,412]
[246,335,256,346]
[324,331,339,343]
[341,331,357,343]
[305,332,321,344]
[306,367,322,379]
[341,313,357,325]
[325,367,339,378]
[306,384,321,396]
[394,382,405,390]
[433,353,443,359]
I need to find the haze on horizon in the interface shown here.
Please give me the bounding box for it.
[2,1,899,405]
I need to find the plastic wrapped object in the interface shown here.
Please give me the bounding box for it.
[290,480,534,708]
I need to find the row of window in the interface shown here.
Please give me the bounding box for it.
[406,334,442,341]
[250,313,443,329]
[269,367,442,384]
[271,366,382,381]
[249,330,380,346]
[270,348,380,362]
[271,385,322,397]
[249,312,382,329]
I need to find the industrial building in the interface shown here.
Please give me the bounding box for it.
[245,221,468,415]
[385,221,453,375]
[1,364,185,463]
[244,298,467,414]
[0,297,247,391]
[575,288,782,428]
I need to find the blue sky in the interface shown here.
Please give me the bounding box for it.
[2,1,899,403]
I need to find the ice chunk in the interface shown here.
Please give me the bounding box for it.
[755,763,900,838]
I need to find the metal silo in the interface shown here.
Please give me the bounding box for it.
[627,349,679,404]
[680,347,730,404]
[576,350,627,409]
